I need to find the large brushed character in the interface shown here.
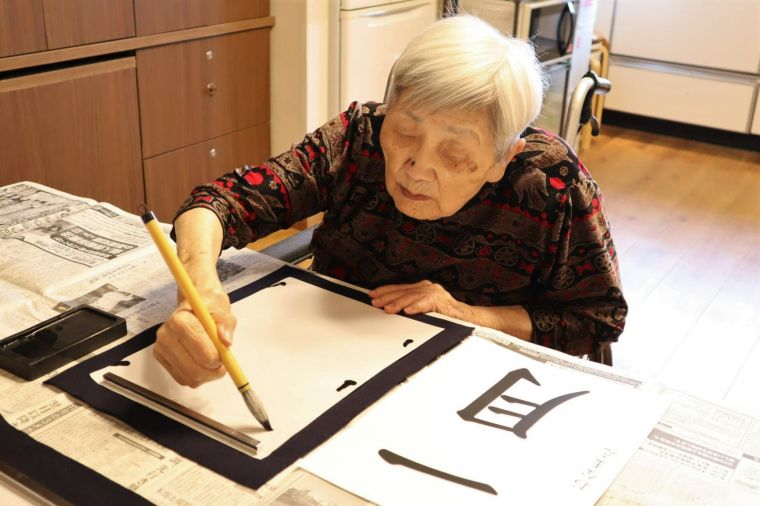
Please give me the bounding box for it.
[458,368,589,438]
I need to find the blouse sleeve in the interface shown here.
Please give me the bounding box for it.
[523,161,628,356]
[171,102,365,249]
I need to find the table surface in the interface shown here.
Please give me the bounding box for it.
[1,182,759,505]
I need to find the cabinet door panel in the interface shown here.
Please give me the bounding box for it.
[143,123,270,220]
[42,0,135,50]
[612,0,760,74]
[0,59,144,211]
[137,29,270,158]
[134,0,268,36]
[0,0,46,57]
[607,62,756,133]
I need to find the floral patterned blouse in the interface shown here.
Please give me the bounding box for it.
[175,102,627,356]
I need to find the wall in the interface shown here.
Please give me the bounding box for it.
[270,0,331,156]
[594,0,614,40]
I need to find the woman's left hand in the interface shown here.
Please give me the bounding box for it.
[370,280,534,341]
[369,280,464,318]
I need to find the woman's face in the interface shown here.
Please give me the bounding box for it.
[380,92,512,220]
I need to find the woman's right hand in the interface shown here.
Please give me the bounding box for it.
[154,283,237,388]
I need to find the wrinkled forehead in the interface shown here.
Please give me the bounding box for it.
[398,108,482,144]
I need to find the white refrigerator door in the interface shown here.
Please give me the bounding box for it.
[339,0,436,108]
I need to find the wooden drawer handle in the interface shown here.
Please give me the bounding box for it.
[206,82,217,96]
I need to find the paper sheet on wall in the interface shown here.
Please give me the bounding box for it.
[568,0,599,94]
[302,337,669,506]
[93,276,445,458]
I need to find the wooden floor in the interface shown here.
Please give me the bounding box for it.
[582,126,760,413]
[251,126,760,414]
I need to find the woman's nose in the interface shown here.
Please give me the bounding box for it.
[405,152,436,182]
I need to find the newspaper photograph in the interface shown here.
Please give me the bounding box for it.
[0,183,91,238]
[0,183,155,296]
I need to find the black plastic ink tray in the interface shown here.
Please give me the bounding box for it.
[0,305,127,380]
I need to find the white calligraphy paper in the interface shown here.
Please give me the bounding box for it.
[302,337,668,505]
[95,276,446,458]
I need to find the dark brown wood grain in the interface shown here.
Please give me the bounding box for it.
[0,58,144,212]
[0,0,46,57]
[134,0,268,36]
[137,28,270,158]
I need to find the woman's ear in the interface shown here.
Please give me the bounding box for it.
[506,138,527,163]
[486,138,527,183]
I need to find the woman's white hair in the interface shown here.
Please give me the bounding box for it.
[386,15,546,161]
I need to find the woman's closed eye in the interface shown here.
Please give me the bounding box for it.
[442,150,470,167]
[395,130,416,140]
[444,151,465,162]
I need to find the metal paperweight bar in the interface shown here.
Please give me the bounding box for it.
[103,372,260,452]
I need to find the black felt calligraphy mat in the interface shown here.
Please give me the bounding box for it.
[47,265,473,490]
[0,413,150,505]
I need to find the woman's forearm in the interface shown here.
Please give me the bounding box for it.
[454,303,534,342]
[173,208,224,291]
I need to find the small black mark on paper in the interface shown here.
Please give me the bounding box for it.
[113,360,130,367]
[336,379,357,392]
[403,339,414,347]
[270,281,287,287]
[378,449,497,495]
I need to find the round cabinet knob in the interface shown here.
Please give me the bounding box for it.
[209,148,217,158]
[205,50,214,60]
[206,82,217,96]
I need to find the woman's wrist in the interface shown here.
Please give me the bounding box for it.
[173,207,225,293]
[454,303,533,342]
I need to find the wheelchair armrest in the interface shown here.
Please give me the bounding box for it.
[260,225,317,264]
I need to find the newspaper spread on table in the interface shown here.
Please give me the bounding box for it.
[1,181,759,505]
[0,182,283,504]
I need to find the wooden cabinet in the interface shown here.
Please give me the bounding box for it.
[137,29,270,158]
[0,0,46,57]
[137,27,271,216]
[144,124,270,219]
[134,0,268,35]
[0,59,143,211]
[0,2,273,216]
[42,0,135,50]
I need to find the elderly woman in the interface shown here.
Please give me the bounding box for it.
[156,15,627,387]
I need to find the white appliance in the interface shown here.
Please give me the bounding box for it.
[606,0,760,134]
[459,0,578,60]
[328,0,437,116]
[458,0,594,135]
